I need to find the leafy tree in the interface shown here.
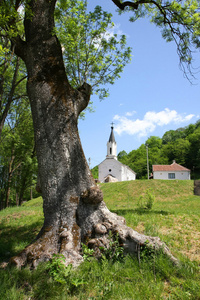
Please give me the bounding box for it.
[112,0,200,80]
[118,145,147,179]
[173,138,191,165]
[0,0,197,267]
[187,127,200,171]
[117,150,128,161]
[0,36,27,137]
[146,136,162,149]
[162,129,186,144]
[195,119,200,129]
[91,165,98,179]
[118,137,166,179]
[55,1,132,100]
[0,100,37,209]
[161,137,191,166]
[184,124,196,136]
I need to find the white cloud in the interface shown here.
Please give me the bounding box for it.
[184,114,196,121]
[105,23,127,39]
[125,111,136,117]
[113,108,195,137]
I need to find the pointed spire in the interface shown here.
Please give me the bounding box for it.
[107,123,117,159]
[109,124,116,143]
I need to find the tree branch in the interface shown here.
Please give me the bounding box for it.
[112,0,168,18]
[111,0,139,10]
[75,82,92,118]
[11,36,27,61]
[0,57,20,136]
[111,0,199,81]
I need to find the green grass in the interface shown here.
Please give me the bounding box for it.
[101,180,200,262]
[0,197,44,262]
[0,180,200,299]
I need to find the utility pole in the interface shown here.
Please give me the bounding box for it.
[88,157,91,169]
[146,144,149,180]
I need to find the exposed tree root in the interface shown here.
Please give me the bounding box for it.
[78,199,179,266]
[9,191,179,268]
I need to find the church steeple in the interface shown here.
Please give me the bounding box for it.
[109,125,116,143]
[107,124,117,159]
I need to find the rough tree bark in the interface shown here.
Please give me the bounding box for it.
[10,0,178,268]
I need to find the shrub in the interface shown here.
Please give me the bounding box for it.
[46,254,72,284]
[100,232,124,263]
[137,189,155,210]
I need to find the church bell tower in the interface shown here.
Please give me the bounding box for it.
[107,124,117,159]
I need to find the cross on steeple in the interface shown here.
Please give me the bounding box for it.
[111,122,114,128]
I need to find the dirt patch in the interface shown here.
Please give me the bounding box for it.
[134,222,145,233]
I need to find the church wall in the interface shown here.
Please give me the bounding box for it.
[99,159,122,182]
[121,165,136,181]
[99,159,136,182]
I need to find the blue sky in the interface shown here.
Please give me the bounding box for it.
[78,1,200,168]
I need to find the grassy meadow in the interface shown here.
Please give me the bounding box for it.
[0,180,200,299]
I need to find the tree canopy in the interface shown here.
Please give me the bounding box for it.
[112,0,200,79]
[55,1,132,100]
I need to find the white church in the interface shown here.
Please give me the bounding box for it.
[98,125,136,182]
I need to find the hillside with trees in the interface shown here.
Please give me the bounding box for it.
[91,119,200,180]
[117,120,200,179]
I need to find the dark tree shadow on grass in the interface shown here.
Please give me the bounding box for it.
[111,209,171,216]
[0,220,43,263]
[0,208,171,264]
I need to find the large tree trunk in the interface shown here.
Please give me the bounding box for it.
[11,0,178,268]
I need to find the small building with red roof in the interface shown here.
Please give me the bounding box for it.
[152,160,190,180]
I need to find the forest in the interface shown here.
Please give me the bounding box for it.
[91,119,200,180]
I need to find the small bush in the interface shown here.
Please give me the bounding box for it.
[81,243,94,261]
[100,232,124,263]
[137,189,155,210]
[46,254,72,284]
[46,253,86,294]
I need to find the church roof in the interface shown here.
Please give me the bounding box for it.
[153,161,190,172]
[109,126,116,143]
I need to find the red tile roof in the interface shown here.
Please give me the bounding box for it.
[153,162,190,172]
